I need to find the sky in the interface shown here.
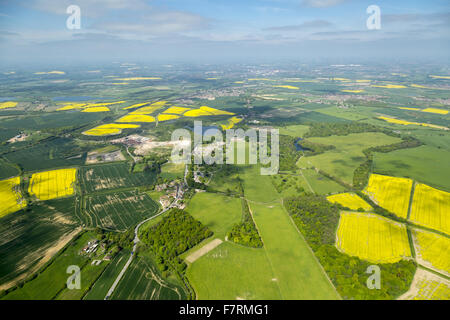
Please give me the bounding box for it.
[0,0,449,65]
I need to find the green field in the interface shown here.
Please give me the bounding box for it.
[160,162,185,180]
[297,132,401,185]
[186,192,241,240]
[187,242,282,299]
[110,255,186,300]
[79,163,156,193]
[373,145,450,192]
[2,232,97,300]
[278,124,310,138]
[0,198,80,288]
[84,190,159,231]
[249,202,339,299]
[84,250,130,300]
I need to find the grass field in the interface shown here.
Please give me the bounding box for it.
[327,193,372,211]
[186,192,241,240]
[160,162,185,180]
[84,250,129,300]
[409,183,450,235]
[277,124,310,138]
[297,132,401,186]
[28,168,77,200]
[186,241,282,299]
[79,163,156,193]
[84,191,159,231]
[413,229,450,275]
[110,255,186,300]
[363,174,413,219]
[0,197,80,289]
[0,176,26,218]
[249,202,339,299]
[336,212,411,263]
[373,145,450,192]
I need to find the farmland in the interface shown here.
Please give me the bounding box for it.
[28,168,77,201]
[79,163,156,193]
[409,183,450,235]
[0,177,26,218]
[413,229,450,275]
[327,193,372,211]
[336,212,411,263]
[363,174,413,219]
[297,133,401,186]
[110,255,186,300]
[84,191,159,231]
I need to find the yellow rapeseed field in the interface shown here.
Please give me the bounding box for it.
[410,184,450,235]
[129,105,162,115]
[56,103,87,111]
[372,84,407,89]
[221,116,243,130]
[116,114,156,123]
[183,106,234,117]
[332,78,350,81]
[83,123,140,136]
[0,101,18,109]
[413,278,450,300]
[83,101,126,108]
[356,79,371,83]
[414,229,450,274]
[421,108,449,115]
[28,168,77,201]
[341,89,364,93]
[163,106,191,114]
[363,174,413,219]
[429,75,450,79]
[273,85,299,90]
[399,107,421,111]
[378,116,448,130]
[123,102,151,110]
[34,71,65,75]
[326,193,373,211]
[336,212,411,263]
[81,106,110,112]
[0,177,26,218]
[157,114,180,122]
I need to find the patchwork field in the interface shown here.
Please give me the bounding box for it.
[110,255,186,300]
[297,133,401,186]
[79,163,156,193]
[84,191,159,231]
[28,168,77,200]
[327,193,372,211]
[0,177,26,218]
[373,145,450,192]
[336,212,411,263]
[413,229,450,275]
[363,174,413,219]
[160,162,185,180]
[0,198,80,289]
[409,183,450,235]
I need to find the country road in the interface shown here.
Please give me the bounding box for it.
[104,164,187,300]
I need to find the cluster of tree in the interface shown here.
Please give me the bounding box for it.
[353,136,423,189]
[271,175,306,195]
[94,227,135,251]
[140,209,213,274]
[297,139,336,156]
[283,195,416,300]
[227,186,263,248]
[279,135,302,171]
[303,122,385,138]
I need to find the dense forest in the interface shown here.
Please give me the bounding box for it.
[140,209,213,274]
[283,195,416,300]
[279,135,302,171]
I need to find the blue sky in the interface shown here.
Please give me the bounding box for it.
[0,0,449,65]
